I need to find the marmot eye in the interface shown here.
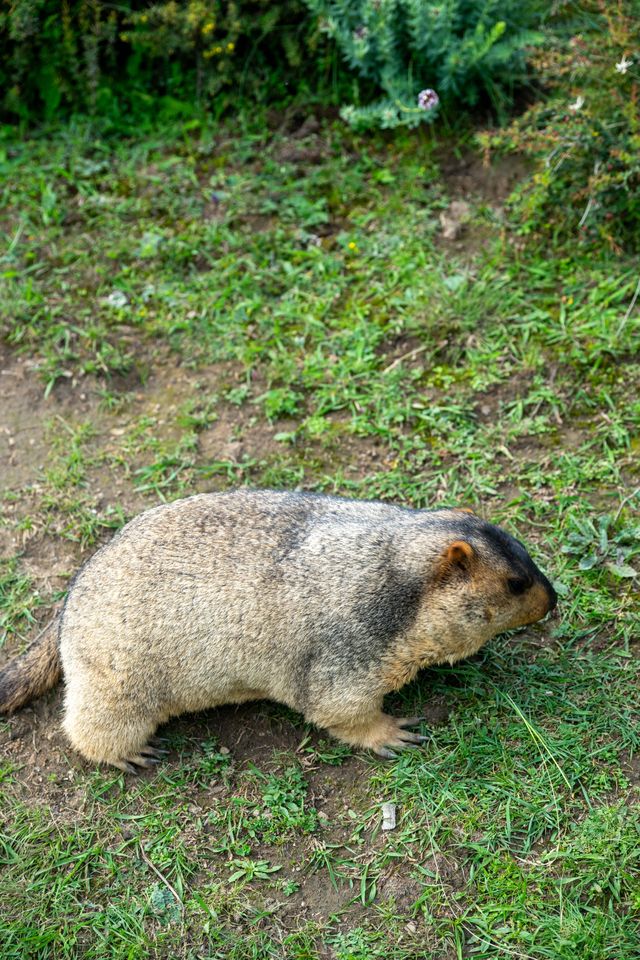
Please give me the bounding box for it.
[508,577,528,595]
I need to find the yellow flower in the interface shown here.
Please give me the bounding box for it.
[140,14,148,23]
[348,241,358,251]
[202,21,215,34]
[227,42,235,52]
[214,45,222,54]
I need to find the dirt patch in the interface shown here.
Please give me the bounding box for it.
[293,869,354,921]
[198,411,291,467]
[375,334,428,372]
[472,369,536,424]
[274,140,330,167]
[320,428,390,482]
[439,152,530,205]
[18,538,80,596]
[0,691,87,816]
[420,695,452,727]
[1,343,298,549]
[0,347,64,490]
[377,866,423,913]
[619,750,640,789]
[434,151,530,257]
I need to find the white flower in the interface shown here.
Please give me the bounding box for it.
[568,96,585,112]
[615,56,633,74]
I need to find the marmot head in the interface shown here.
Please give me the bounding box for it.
[385,510,558,690]
[430,511,557,637]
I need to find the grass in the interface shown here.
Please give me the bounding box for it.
[0,104,639,959]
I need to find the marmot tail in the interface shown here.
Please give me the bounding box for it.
[0,615,62,713]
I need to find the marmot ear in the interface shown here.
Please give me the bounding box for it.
[438,540,475,577]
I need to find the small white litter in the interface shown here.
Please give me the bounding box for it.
[381,802,397,831]
[104,290,128,309]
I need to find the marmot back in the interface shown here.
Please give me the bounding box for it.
[0,490,557,770]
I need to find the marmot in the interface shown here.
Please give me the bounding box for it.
[0,490,556,771]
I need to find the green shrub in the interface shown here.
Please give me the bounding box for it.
[2,0,545,128]
[480,0,640,251]
[303,0,545,129]
[0,0,321,122]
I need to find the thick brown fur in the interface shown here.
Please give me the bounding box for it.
[0,490,557,770]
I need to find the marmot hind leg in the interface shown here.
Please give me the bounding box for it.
[63,690,165,772]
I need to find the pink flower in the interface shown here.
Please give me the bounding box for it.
[418,89,439,110]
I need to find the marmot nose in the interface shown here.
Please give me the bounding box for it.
[546,581,558,612]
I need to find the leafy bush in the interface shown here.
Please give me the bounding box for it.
[2,0,545,128]
[304,0,544,129]
[0,0,321,122]
[480,0,640,251]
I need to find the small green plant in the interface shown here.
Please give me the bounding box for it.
[227,858,282,883]
[258,765,319,841]
[281,879,300,896]
[305,0,544,129]
[562,514,639,579]
[257,386,302,421]
[148,883,181,924]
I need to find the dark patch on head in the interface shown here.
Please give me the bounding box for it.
[507,576,530,595]
[415,511,556,609]
[469,520,557,609]
[478,523,546,586]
